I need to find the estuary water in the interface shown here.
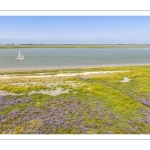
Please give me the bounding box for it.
[0,48,150,70]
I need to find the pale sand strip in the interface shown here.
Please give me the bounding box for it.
[28,88,69,96]
[0,71,127,79]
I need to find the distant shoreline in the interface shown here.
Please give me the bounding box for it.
[0,44,150,49]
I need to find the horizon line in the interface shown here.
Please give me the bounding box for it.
[0,43,150,45]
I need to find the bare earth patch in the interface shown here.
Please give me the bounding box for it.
[121,77,130,83]
[28,88,69,96]
[0,90,19,96]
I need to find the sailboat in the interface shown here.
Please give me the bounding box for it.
[16,50,24,60]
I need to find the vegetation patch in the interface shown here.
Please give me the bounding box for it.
[1,65,150,134]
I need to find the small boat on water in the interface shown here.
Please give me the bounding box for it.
[16,50,24,60]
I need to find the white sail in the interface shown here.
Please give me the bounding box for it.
[18,51,21,58]
[21,53,24,58]
[16,50,24,59]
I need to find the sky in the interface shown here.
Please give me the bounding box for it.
[0,16,150,44]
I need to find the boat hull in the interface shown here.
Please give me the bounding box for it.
[16,57,24,60]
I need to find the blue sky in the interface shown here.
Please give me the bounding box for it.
[0,16,150,44]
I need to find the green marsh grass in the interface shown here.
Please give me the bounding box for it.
[1,65,150,133]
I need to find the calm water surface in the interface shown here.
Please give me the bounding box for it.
[0,48,150,70]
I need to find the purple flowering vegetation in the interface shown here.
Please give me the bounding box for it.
[141,99,150,107]
[0,93,150,134]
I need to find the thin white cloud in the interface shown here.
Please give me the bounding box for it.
[148,39,150,40]
[141,39,146,41]
[121,39,125,41]
[135,39,139,40]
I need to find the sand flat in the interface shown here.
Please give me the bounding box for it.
[0,71,127,79]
